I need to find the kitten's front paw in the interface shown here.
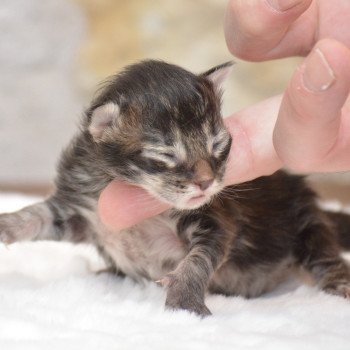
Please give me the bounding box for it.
[165,295,212,317]
[0,215,16,245]
[160,273,212,317]
[323,282,350,299]
[0,230,13,245]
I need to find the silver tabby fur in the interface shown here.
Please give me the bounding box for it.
[1,60,350,317]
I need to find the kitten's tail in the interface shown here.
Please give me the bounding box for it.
[0,197,92,245]
[326,211,350,251]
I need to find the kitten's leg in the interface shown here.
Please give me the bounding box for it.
[295,219,350,298]
[0,197,92,244]
[159,215,230,317]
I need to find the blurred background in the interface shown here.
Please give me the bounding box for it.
[0,0,348,201]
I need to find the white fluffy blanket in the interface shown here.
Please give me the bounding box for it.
[0,193,350,350]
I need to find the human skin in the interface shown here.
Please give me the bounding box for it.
[224,0,350,172]
[98,0,350,231]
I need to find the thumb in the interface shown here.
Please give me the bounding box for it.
[273,39,350,172]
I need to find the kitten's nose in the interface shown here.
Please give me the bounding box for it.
[194,178,214,191]
[193,159,214,191]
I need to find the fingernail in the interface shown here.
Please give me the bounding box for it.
[302,48,336,92]
[267,0,302,12]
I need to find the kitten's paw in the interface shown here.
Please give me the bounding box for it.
[0,216,16,245]
[0,211,40,244]
[162,273,212,317]
[166,297,212,318]
[323,282,350,299]
[0,230,14,245]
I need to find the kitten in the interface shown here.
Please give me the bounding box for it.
[1,60,350,317]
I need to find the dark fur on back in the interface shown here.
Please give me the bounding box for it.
[1,60,350,317]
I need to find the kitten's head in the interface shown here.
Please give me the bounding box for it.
[86,60,232,210]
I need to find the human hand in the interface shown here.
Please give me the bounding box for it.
[225,0,350,172]
[99,0,350,231]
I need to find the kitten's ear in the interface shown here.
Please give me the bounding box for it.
[88,102,120,142]
[202,61,234,90]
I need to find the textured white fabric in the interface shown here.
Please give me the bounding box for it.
[0,193,349,350]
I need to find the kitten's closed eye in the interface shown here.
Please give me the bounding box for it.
[211,137,231,159]
[146,159,169,171]
[141,149,177,169]
[212,141,223,153]
[160,152,176,161]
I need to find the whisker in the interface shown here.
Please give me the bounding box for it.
[218,194,239,203]
[222,186,260,193]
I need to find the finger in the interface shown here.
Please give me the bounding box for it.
[224,0,315,60]
[223,95,283,185]
[273,39,350,172]
[98,95,284,231]
[98,181,170,231]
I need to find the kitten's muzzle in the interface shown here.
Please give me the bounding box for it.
[194,178,214,191]
[187,194,207,207]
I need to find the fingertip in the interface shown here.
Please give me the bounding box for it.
[223,95,283,185]
[224,0,313,61]
[97,181,124,230]
[314,38,350,82]
[273,39,350,171]
[287,39,350,121]
[98,181,169,231]
[265,0,312,13]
